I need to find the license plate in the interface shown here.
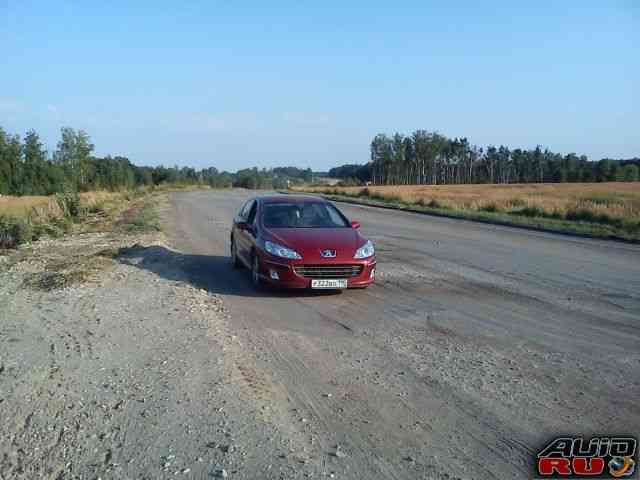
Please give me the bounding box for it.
[311,279,348,289]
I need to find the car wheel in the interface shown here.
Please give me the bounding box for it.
[251,253,262,288]
[230,238,241,269]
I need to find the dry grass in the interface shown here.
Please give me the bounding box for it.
[292,182,640,240]
[0,191,124,219]
[296,183,640,225]
[21,254,114,291]
[0,191,149,249]
[0,195,51,217]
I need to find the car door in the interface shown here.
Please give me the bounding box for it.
[240,201,258,263]
[234,199,255,264]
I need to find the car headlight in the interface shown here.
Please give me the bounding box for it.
[354,240,375,259]
[264,240,302,259]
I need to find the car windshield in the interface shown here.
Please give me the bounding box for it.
[262,202,350,228]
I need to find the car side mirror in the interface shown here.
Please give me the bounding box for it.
[236,220,250,231]
[351,221,361,229]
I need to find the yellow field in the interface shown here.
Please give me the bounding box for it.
[0,195,50,217]
[296,182,640,224]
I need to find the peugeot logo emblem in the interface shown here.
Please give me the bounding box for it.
[320,249,337,258]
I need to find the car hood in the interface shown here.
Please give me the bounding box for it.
[266,227,364,262]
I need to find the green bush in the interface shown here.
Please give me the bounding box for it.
[0,215,34,249]
[122,204,160,233]
[31,216,72,240]
[517,206,547,218]
[55,186,81,219]
[565,209,622,227]
[480,203,501,213]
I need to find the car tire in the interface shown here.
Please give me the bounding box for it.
[231,238,242,269]
[251,253,262,288]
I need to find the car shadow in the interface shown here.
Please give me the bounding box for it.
[116,244,341,299]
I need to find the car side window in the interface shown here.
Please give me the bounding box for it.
[239,200,254,220]
[247,202,257,224]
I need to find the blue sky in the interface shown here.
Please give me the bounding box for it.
[1,1,638,171]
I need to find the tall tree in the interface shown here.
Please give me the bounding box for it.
[0,128,23,194]
[54,127,94,190]
[22,130,50,195]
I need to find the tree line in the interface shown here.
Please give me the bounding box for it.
[0,126,312,196]
[329,131,639,185]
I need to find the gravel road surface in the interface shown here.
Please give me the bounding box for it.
[1,189,638,480]
[165,190,640,479]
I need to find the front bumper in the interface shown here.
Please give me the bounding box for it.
[258,255,376,289]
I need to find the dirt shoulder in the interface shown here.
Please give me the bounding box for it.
[0,195,307,480]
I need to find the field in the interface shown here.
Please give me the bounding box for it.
[294,182,640,240]
[0,195,51,217]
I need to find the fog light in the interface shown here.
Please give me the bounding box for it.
[370,267,375,279]
[270,269,280,280]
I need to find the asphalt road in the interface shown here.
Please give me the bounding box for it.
[165,189,640,479]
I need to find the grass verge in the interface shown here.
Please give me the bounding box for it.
[0,187,166,250]
[290,188,640,242]
[116,199,161,233]
[9,192,168,291]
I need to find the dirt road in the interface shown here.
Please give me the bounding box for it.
[1,189,638,480]
[164,190,640,479]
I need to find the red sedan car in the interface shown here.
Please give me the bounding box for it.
[230,195,376,290]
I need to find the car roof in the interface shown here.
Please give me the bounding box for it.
[257,194,328,204]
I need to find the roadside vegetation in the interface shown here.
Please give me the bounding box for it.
[0,186,169,249]
[0,187,171,294]
[329,131,639,186]
[294,183,640,241]
[3,121,639,245]
[0,125,314,197]
[0,121,312,249]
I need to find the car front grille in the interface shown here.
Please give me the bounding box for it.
[294,264,364,279]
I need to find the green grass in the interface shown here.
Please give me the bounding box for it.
[117,199,161,233]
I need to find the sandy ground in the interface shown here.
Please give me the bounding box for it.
[1,190,639,479]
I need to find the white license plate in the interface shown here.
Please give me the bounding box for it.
[311,279,348,289]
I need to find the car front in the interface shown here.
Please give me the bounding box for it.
[255,198,376,289]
